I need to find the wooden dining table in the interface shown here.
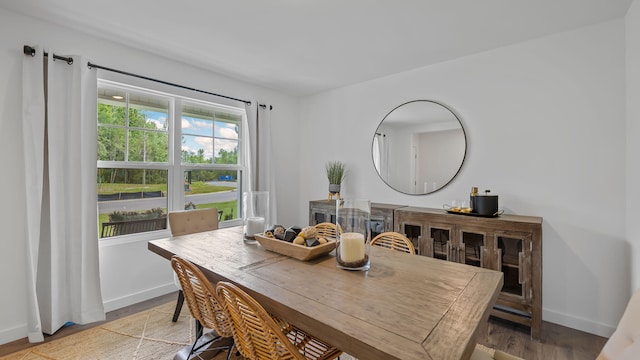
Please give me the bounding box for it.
[148,226,503,360]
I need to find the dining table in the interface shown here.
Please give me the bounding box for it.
[148,226,503,360]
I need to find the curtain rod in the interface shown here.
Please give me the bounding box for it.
[23,45,252,106]
[23,45,73,65]
[259,104,273,110]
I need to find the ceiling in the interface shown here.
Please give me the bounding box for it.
[0,0,632,96]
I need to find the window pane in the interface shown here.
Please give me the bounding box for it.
[98,89,126,126]
[183,169,240,222]
[182,115,213,137]
[98,85,169,163]
[128,129,169,162]
[214,120,238,140]
[182,134,213,164]
[182,103,241,166]
[215,111,242,127]
[98,127,125,161]
[97,168,168,238]
[181,132,238,164]
[129,106,168,130]
[214,138,238,164]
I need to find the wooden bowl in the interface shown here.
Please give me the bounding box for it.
[254,234,336,261]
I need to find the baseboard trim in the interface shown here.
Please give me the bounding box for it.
[543,308,615,338]
[102,283,177,313]
[0,324,29,347]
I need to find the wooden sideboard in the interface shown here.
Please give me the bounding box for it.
[308,200,404,238]
[394,206,542,339]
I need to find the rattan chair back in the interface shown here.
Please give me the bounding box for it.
[168,209,220,322]
[216,281,341,360]
[171,256,234,338]
[314,222,341,239]
[371,232,416,255]
[169,208,219,236]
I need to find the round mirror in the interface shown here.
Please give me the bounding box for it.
[372,100,466,195]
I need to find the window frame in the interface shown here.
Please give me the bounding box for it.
[97,79,247,242]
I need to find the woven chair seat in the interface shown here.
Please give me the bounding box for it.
[371,231,416,255]
[217,281,342,360]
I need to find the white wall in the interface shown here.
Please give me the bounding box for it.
[627,0,640,294]
[0,8,299,344]
[298,20,628,337]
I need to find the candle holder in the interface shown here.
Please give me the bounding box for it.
[243,191,269,242]
[336,199,371,271]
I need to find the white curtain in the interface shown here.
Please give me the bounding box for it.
[373,135,381,173]
[244,103,278,227]
[22,46,46,344]
[374,133,389,181]
[22,47,105,341]
[243,103,255,196]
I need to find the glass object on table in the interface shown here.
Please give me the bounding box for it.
[243,191,269,241]
[336,199,371,271]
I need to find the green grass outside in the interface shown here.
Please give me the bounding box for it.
[97,181,235,195]
[195,200,238,221]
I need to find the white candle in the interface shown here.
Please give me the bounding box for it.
[340,232,365,262]
[245,216,265,237]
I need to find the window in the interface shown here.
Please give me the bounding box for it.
[97,81,246,238]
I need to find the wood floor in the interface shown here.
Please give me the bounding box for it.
[480,317,607,360]
[0,292,608,360]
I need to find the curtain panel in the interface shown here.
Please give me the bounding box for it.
[22,47,105,342]
[243,103,278,228]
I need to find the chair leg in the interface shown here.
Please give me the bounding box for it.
[186,329,231,359]
[172,290,184,322]
[196,319,203,339]
[225,341,235,360]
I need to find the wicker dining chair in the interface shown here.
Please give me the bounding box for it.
[168,208,219,322]
[314,222,341,239]
[171,256,235,360]
[370,231,416,255]
[216,281,342,360]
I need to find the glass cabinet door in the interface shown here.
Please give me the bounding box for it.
[368,217,385,239]
[496,233,532,302]
[429,225,452,260]
[459,231,487,267]
[312,211,326,225]
[401,223,422,256]
[310,209,336,225]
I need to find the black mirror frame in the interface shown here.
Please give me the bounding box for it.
[372,100,467,195]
